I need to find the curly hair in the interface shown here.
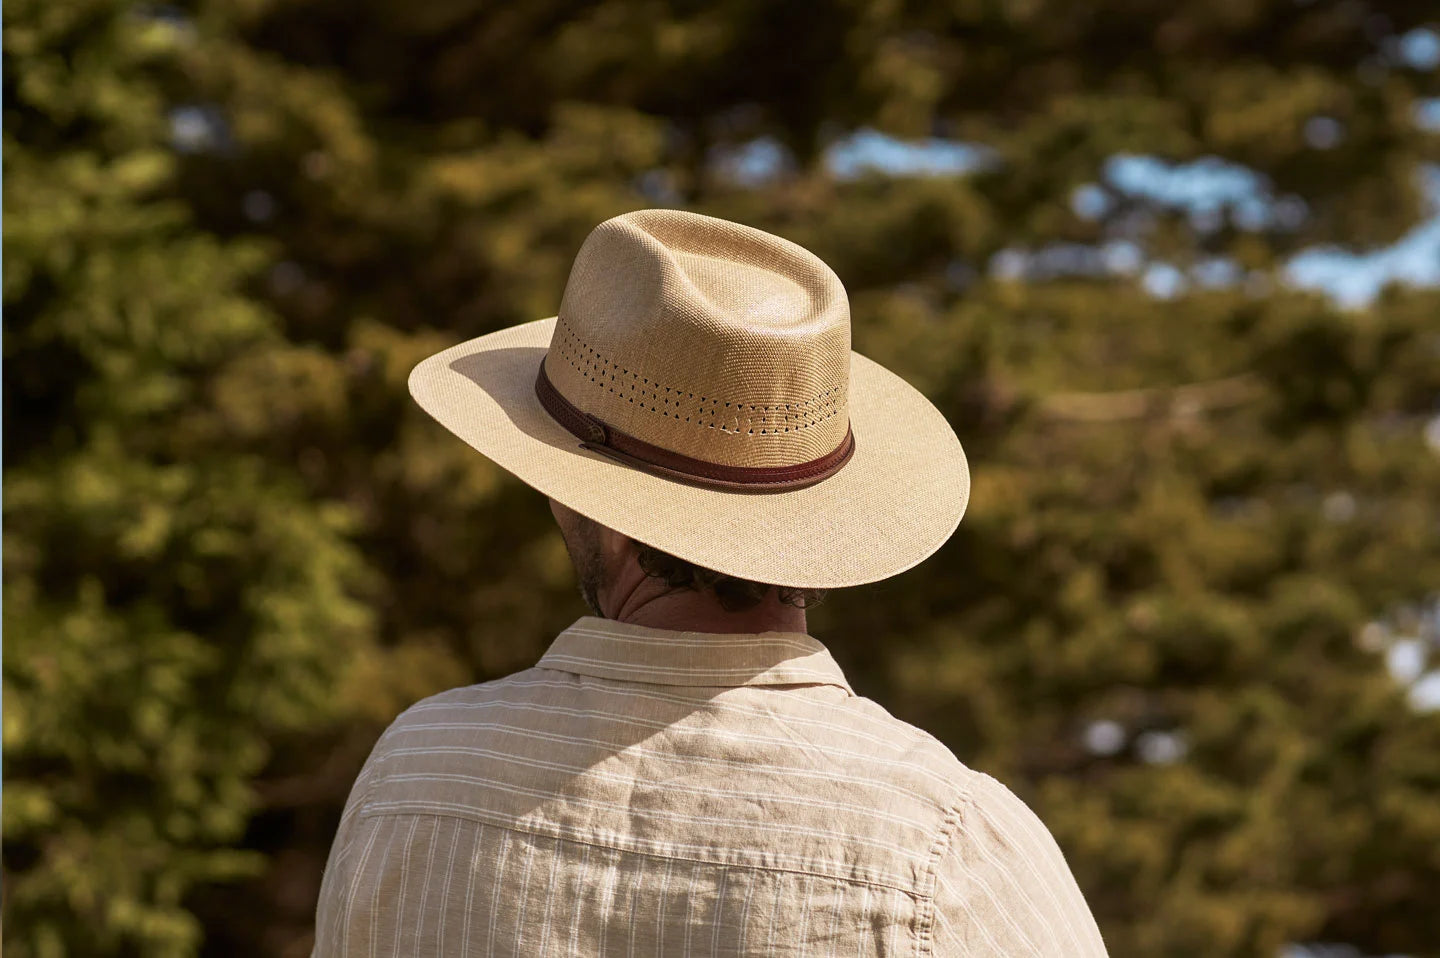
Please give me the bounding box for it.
[633,542,829,613]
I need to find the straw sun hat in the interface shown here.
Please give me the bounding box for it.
[408,209,970,589]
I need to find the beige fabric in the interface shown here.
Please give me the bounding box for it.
[406,210,971,589]
[313,617,1108,957]
[547,210,852,467]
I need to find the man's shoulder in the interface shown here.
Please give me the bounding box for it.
[824,692,991,805]
[366,669,544,749]
[855,707,1053,845]
[388,667,545,717]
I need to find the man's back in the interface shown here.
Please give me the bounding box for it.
[313,617,1107,956]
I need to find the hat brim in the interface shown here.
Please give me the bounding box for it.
[408,317,970,589]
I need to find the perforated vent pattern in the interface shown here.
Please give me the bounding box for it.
[552,320,845,436]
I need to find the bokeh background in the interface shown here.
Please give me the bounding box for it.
[6,0,1440,955]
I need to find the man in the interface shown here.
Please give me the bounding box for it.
[313,209,1108,955]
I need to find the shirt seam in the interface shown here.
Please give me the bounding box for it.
[355,804,931,898]
[916,791,968,958]
[347,733,394,829]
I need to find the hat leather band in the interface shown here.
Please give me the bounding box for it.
[535,361,855,492]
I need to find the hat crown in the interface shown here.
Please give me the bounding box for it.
[545,209,851,469]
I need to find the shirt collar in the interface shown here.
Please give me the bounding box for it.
[536,616,854,695]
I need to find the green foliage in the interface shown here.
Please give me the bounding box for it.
[5,0,1439,955]
[845,284,1440,957]
[4,1,372,954]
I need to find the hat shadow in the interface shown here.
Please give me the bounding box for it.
[447,345,584,456]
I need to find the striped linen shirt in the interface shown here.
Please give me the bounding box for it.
[313,616,1108,956]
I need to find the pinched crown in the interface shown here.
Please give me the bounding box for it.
[543,209,852,470]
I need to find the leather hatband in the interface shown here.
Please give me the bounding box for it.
[534,361,854,492]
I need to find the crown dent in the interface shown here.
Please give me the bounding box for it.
[544,210,852,470]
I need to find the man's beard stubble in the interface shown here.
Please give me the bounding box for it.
[565,512,608,617]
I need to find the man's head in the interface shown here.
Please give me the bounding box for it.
[409,211,971,596]
[548,498,827,619]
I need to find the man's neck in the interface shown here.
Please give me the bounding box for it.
[600,562,808,635]
[618,596,809,635]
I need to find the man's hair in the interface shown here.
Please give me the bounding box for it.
[633,542,829,613]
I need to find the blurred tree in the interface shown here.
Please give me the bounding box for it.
[3,1,374,955]
[6,0,1440,955]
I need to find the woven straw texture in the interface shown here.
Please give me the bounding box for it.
[546,210,850,468]
[407,210,970,588]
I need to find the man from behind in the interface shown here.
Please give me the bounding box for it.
[313,208,1108,956]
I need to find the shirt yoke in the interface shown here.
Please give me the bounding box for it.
[360,666,984,897]
[315,617,1107,956]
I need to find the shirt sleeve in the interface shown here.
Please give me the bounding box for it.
[929,773,1108,957]
[312,729,391,957]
